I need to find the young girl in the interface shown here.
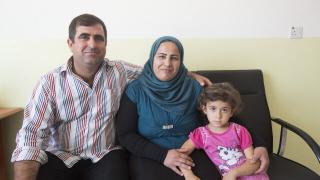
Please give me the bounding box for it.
[181,83,269,180]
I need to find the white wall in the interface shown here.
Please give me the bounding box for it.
[1,0,320,39]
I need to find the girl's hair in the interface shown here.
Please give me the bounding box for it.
[198,82,243,115]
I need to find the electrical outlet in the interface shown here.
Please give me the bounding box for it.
[289,26,303,39]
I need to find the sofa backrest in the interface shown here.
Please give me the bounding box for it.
[195,70,273,152]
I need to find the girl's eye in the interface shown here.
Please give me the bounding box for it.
[221,107,231,113]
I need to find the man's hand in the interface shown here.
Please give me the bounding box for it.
[163,149,195,176]
[250,147,269,174]
[14,160,40,180]
[188,72,213,86]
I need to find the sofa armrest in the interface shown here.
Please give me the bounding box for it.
[271,117,320,163]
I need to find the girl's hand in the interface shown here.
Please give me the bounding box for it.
[185,174,201,180]
[222,171,237,180]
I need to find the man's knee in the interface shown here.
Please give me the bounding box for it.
[37,152,76,180]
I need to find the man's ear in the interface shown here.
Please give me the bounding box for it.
[67,38,73,48]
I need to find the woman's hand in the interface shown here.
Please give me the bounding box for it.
[250,147,269,174]
[163,149,195,176]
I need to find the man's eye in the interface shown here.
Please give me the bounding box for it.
[95,36,105,42]
[79,35,89,40]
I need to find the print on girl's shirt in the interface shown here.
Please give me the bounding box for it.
[216,145,244,175]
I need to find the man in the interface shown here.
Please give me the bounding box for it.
[12,14,141,180]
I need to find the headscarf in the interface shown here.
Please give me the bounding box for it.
[128,36,199,115]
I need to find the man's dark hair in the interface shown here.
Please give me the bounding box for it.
[69,14,107,43]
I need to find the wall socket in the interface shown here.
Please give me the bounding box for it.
[289,26,303,39]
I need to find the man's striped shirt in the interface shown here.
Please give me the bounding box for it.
[11,58,141,167]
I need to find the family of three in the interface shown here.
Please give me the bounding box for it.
[11,13,269,180]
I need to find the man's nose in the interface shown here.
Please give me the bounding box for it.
[88,37,97,47]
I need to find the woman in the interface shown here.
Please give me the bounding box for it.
[116,36,268,180]
[116,36,220,179]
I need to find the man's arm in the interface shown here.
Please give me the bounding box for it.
[14,161,40,180]
[12,77,53,178]
[120,60,143,82]
[188,72,213,86]
[121,61,212,86]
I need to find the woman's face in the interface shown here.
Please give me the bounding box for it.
[153,42,181,81]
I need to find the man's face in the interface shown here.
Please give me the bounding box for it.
[68,24,106,70]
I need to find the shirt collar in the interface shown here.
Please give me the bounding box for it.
[60,56,109,74]
[58,56,72,74]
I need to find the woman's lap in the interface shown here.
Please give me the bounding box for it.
[190,150,221,180]
[129,150,221,180]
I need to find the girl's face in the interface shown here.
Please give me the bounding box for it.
[202,100,233,131]
[153,42,181,81]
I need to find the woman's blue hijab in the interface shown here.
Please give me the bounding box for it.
[129,36,199,115]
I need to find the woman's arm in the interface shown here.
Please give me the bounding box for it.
[223,146,260,180]
[116,94,195,175]
[116,93,167,162]
[251,147,269,173]
[231,117,269,173]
